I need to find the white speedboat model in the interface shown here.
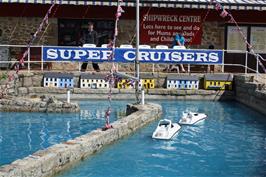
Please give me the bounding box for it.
[152,119,181,140]
[179,112,207,125]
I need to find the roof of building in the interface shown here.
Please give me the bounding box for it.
[204,74,233,81]
[44,72,74,79]
[3,0,266,11]
[140,73,155,79]
[167,75,199,81]
[80,73,106,80]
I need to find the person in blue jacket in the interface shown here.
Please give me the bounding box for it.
[168,33,186,72]
[172,33,185,46]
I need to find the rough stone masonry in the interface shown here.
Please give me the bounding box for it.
[0,103,162,177]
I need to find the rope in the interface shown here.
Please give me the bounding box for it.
[0,1,57,98]
[102,0,125,130]
[8,4,27,42]
[129,7,152,45]
[187,8,211,48]
[38,4,60,44]
[211,0,266,73]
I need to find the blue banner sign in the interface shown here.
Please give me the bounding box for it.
[42,46,223,64]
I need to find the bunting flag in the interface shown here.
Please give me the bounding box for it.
[0,2,56,98]
[211,0,266,73]
[102,0,126,130]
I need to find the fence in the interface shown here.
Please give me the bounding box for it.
[0,44,265,79]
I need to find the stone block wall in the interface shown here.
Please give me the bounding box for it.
[0,103,162,177]
[234,75,266,116]
[0,17,58,45]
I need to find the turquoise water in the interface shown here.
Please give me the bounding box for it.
[58,101,266,177]
[0,100,128,166]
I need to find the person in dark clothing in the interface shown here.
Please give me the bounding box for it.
[80,22,100,72]
[208,44,215,73]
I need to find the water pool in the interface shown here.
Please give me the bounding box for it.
[58,100,266,177]
[0,100,129,166]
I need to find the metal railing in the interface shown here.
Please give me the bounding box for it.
[0,44,265,79]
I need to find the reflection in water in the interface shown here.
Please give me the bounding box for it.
[39,120,46,149]
[57,100,266,177]
[27,121,32,151]
[1,100,128,166]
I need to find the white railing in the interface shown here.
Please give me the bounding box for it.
[0,44,265,79]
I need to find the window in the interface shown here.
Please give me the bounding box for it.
[46,78,49,81]
[83,84,85,87]
[88,84,91,87]
[168,85,170,88]
[99,84,102,87]
[210,81,212,85]
[105,84,107,87]
[218,82,220,85]
[55,83,57,86]
[227,26,248,52]
[45,83,48,86]
[92,80,94,82]
[250,27,266,53]
[195,85,198,88]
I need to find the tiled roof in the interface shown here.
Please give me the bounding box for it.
[44,72,74,79]
[167,75,199,81]
[80,73,106,80]
[204,74,233,81]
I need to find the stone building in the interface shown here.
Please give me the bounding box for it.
[0,0,265,72]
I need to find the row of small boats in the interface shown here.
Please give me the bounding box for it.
[152,111,207,140]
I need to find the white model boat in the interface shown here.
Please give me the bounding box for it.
[152,119,181,140]
[179,111,207,125]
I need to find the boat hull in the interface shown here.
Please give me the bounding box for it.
[179,113,207,125]
[152,123,181,140]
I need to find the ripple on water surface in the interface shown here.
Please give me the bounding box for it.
[58,101,266,177]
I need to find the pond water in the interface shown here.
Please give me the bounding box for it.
[0,100,128,166]
[58,100,266,177]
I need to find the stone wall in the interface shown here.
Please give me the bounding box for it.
[0,103,162,177]
[0,17,57,45]
[0,96,80,113]
[0,71,234,101]
[234,75,266,116]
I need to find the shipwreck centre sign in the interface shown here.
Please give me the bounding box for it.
[140,10,203,45]
[42,46,223,65]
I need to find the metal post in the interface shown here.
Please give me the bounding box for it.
[67,89,70,103]
[141,89,145,105]
[152,64,154,74]
[245,51,248,74]
[221,49,225,73]
[188,64,190,74]
[256,54,259,80]
[27,47,30,73]
[78,63,81,72]
[135,0,140,103]
[41,46,44,71]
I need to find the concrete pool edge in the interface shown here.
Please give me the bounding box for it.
[0,103,162,177]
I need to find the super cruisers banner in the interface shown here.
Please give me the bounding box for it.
[42,47,223,64]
